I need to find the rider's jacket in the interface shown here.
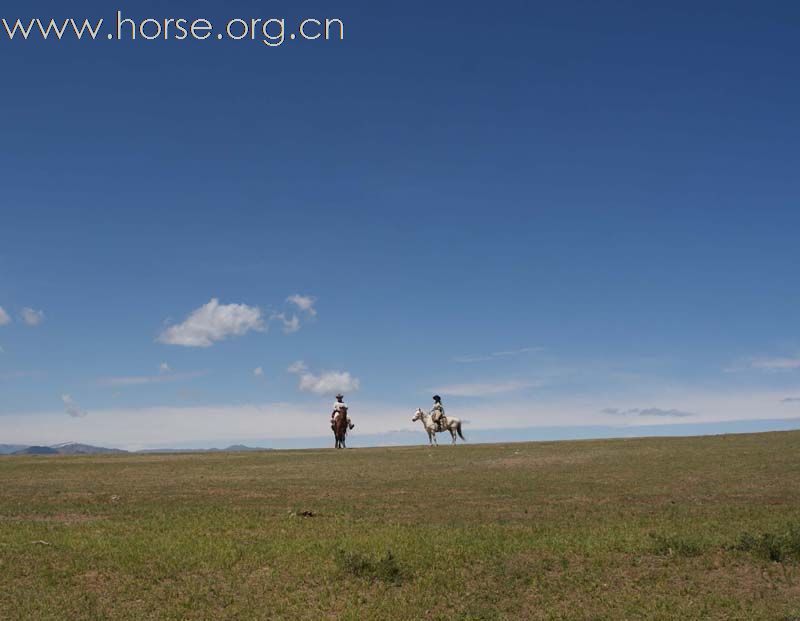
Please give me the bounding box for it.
[431,402,445,420]
[332,401,348,419]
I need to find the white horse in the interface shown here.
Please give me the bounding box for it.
[412,408,465,446]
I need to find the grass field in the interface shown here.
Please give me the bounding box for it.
[2,431,800,620]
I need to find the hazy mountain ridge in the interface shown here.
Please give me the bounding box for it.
[53,443,128,455]
[4,442,269,455]
[12,443,126,455]
[136,445,271,454]
[14,446,60,455]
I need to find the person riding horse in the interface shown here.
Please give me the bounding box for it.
[431,395,446,431]
[330,393,354,431]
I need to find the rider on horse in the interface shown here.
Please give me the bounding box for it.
[431,395,446,431]
[331,393,354,431]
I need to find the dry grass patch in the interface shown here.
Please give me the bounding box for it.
[2,431,800,619]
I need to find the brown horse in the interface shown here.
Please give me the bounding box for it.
[332,413,349,449]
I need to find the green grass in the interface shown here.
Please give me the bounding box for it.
[2,431,800,619]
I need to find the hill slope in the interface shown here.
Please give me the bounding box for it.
[50,443,128,455]
[13,445,59,455]
[1,431,799,619]
[9,443,127,455]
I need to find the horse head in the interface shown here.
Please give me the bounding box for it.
[412,408,425,422]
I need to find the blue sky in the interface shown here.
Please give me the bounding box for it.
[1,1,799,448]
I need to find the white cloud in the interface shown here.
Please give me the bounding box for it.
[434,380,538,397]
[725,355,800,373]
[253,367,264,377]
[601,407,693,418]
[98,371,207,387]
[0,370,44,381]
[283,315,300,333]
[158,299,265,347]
[2,401,382,449]
[271,312,300,334]
[288,361,360,395]
[287,360,308,374]
[298,371,360,395]
[781,397,800,404]
[750,357,800,371]
[453,347,543,363]
[20,307,45,326]
[0,306,10,326]
[4,387,800,449]
[159,362,172,374]
[268,293,316,334]
[287,294,317,317]
[61,394,87,418]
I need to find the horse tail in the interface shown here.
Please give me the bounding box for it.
[457,421,465,441]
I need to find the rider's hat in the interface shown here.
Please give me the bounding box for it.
[432,394,441,402]
[336,393,344,399]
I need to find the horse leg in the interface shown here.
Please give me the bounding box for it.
[451,428,457,444]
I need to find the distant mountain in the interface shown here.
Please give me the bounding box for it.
[4,442,269,456]
[137,445,271,454]
[51,443,127,455]
[10,443,127,456]
[15,446,59,455]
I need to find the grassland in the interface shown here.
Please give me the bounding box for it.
[1,431,800,620]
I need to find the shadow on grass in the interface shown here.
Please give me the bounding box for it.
[735,522,800,563]
[647,522,800,564]
[334,549,405,584]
